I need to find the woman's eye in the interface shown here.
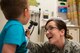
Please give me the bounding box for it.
[49,27,54,30]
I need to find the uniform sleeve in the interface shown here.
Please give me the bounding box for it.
[72,45,80,53]
[4,25,23,46]
[71,41,80,53]
[27,41,44,53]
[27,41,51,53]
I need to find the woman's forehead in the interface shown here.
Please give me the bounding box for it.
[47,21,56,26]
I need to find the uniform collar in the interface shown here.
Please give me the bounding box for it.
[51,39,71,53]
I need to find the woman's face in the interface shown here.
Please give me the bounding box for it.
[45,21,64,45]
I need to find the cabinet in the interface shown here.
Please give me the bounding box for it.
[67,26,80,42]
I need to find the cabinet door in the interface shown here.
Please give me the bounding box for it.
[68,28,79,42]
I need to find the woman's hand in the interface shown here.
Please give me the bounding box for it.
[25,29,30,39]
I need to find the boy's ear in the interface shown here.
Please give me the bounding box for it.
[25,9,30,19]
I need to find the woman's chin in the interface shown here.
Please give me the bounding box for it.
[49,39,55,44]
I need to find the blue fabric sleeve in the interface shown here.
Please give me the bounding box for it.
[4,24,23,46]
[25,36,29,45]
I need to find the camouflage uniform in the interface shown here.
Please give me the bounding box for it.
[27,39,80,53]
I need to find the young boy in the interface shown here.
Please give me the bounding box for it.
[0,0,30,53]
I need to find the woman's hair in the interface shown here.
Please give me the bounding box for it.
[0,0,28,20]
[45,19,73,39]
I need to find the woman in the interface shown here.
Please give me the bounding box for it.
[27,19,80,53]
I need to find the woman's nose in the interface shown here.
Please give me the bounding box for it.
[46,30,50,34]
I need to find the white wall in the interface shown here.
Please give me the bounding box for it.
[0,9,7,31]
[37,0,58,17]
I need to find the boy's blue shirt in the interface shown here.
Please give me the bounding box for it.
[0,20,28,53]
